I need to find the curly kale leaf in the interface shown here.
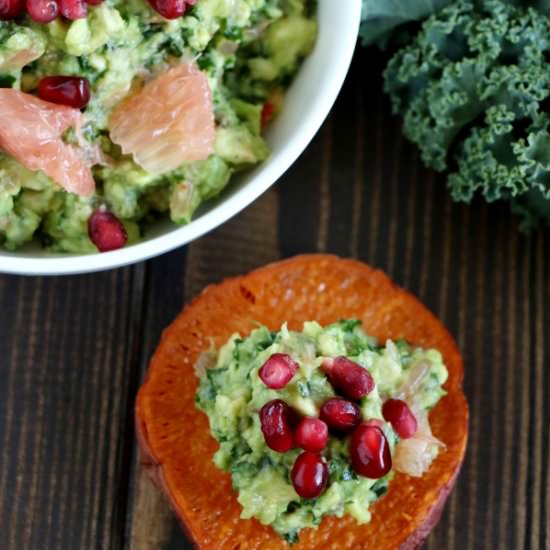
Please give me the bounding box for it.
[384,0,550,227]
[360,0,454,46]
[507,0,550,15]
[360,0,550,47]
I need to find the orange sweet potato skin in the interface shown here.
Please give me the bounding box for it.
[136,255,469,549]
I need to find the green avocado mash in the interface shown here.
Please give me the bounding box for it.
[196,320,448,543]
[0,1,317,252]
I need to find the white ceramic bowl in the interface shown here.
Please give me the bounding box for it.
[0,2,362,276]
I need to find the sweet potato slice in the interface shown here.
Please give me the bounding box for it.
[136,255,468,549]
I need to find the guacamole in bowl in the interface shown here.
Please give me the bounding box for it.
[0,0,317,253]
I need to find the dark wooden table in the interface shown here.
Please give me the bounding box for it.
[1,47,549,550]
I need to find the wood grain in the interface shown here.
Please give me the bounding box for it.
[0,47,549,550]
[0,267,147,549]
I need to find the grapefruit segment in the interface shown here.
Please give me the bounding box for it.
[109,61,215,174]
[0,89,95,197]
[136,255,469,549]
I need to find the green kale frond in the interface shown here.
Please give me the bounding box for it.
[384,0,550,227]
[360,0,454,46]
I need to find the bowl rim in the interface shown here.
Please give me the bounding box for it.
[0,2,362,276]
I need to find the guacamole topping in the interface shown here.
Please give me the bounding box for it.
[196,320,448,542]
[0,0,316,252]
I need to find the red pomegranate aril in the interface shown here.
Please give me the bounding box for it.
[295,418,328,452]
[291,452,328,499]
[259,399,295,453]
[320,398,361,433]
[350,423,392,479]
[148,0,186,19]
[27,0,59,23]
[258,353,298,389]
[88,210,128,252]
[364,418,384,429]
[286,406,301,430]
[38,76,91,109]
[382,399,418,439]
[261,102,274,130]
[58,0,86,19]
[0,0,24,19]
[322,356,374,400]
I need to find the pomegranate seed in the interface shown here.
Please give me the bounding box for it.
[291,452,328,499]
[365,418,384,429]
[350,423,392,479]
[58,0,86,19]
[382,399,418,439]
[259,399,295,453]
[322,356,374,400]
[27,0,59,23]
[286,406,301,430]
[0,0,24,19]
[148,0,186,19]
[295,418,328,452]
[261,102,274,130]
[38,76,91,109]
[320,398,361,433]
[88,210,128,253]
[258,353,298,389]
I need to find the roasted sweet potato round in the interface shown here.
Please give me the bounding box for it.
[136,255,468,549]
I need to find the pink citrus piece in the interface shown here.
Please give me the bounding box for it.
[0,89,95,197]
[109,61,215,174]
